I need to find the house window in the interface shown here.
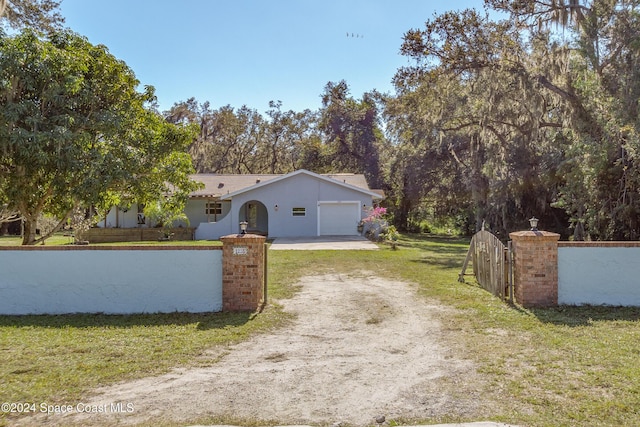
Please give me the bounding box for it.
[206,201,223,222]
[206,202,222,215]
[292,207,306,217]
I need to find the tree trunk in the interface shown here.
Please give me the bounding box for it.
[22,216,37,245]
[396,173,413,232]
[396,197,411,232]
[473,191,487,233]
[470,135,489,232]
[21,210,72,245]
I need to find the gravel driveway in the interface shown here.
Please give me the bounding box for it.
[29,271,487,427]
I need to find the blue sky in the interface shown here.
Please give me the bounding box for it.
[60,0,484,113]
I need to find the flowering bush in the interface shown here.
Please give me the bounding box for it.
[362,206,387,224]
[362,206,388,241]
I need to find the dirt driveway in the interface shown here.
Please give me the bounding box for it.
[30,271,489,427]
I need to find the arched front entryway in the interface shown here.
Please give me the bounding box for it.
[239,200,268,236]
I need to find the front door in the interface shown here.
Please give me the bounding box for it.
[247,203,257,229]
[240,201,268,235]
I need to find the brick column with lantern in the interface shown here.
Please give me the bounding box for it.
[220,233,266,312]
[509,221,560,307]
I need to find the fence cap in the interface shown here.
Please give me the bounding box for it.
[220,234,267,242]
[509,230,560,240]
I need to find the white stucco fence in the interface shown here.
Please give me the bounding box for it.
[558,244,640,306]
[0,247,223,315]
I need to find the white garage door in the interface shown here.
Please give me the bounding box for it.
[318,202,360,236]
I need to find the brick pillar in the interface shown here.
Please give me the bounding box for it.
[220,234,266,312]
[509,230,560,308]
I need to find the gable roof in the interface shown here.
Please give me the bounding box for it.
[189,169,383,200]
[189,174,281,198]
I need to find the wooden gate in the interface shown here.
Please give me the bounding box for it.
[459,229,513,301]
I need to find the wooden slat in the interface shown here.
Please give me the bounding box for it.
[461,230,508,299]
[458,234,475,282]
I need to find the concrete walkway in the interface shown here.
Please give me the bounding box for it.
[269,235,379,250]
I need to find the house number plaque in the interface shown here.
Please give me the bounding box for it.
[233,246,249,256]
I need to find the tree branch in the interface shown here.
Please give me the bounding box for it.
[536,75,577,101]
[31,206,74,245]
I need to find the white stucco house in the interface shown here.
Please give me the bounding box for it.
[99,169,384,240]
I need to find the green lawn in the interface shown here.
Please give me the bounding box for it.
[0,234,221,246]
[0,234,72,246]
[1,234,640,427]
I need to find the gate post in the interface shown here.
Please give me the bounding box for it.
[220,234,266,312]
[509,230,560,307]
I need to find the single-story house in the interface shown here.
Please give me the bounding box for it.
[98,169,384,240]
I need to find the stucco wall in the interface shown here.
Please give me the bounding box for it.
[558,244,640,306]
[95,173,376,240]
[99,204,146,228]
[195,215,233,240]
[228,173,372,238]
[0,247,223,314]
[183,199,232,226]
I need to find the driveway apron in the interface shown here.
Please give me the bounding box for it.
[270,235,379,250]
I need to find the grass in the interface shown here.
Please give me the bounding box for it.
[388,234,640,427]
[0,234,71,246]
[0,312,276,396]
[89,239,222,246]
[0,263,294,427]
[0,234,221,246]
[1,233,640,426]
[265,235,640,427]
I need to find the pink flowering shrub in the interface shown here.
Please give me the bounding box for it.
[362,206,387,224]
[361,206,389,241]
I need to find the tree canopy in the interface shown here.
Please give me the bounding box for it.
[164,81,386,188]
[0,0,64,33]
[5,0,640,241]
[0,29,199,244]
[382,0,640,239]
[160,0,640,240]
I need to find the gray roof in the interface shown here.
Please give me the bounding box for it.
[189,170,382,199]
